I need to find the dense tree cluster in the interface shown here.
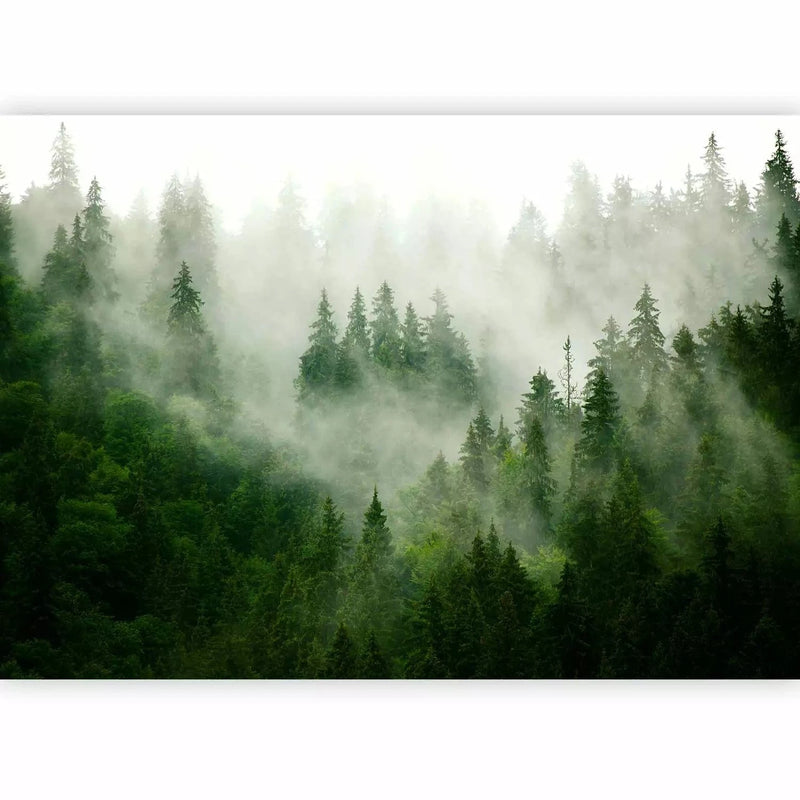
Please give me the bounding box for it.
[295,283,478,407]
[2,123,800,677]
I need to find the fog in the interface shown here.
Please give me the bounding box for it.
[2,114,798,532]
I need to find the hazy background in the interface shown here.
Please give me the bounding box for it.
[2,116,798,236]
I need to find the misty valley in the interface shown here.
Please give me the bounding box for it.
[3,121,800,678]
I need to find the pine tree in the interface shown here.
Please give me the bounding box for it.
[41,224,72,302]
[370,281,402,370]
[700,132,731,211]
[400,301,425,372]
[155,174,186,287]
[628,284,667,379]
[184,175,218,298]
[494,415,512,458]
[335,287,371,391]
[0,166,15,275]
[48,122,79,194]
[459,422,485,491]
[758,276,792,379]
[325,622,358,678]
[425,288,476,404]
[671,324,700,371]
[504,200,550,272]
[518,413,556,527]
[731,181,753,228]
[346,488,398,639]
[168,261,205,337]
[359,632,390,678]
[681,165,701,217]
[757,130,800,231]
[772,215,800,303]
[460,408,495,492]
[559,335,578,411]
[578,367,621,471]
[82,177,116,302]
[587,316,625,382]
[296,289,338,401]
[517,368,563,436]
[343,286,370,356]
[649,181,671,233]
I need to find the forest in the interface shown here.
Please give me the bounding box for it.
[2,122,800,677]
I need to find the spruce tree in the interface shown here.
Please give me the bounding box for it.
[370,281,402,370]
[425,288,477,404]
[296,289,338,401]
[184,175,218,298]
[518,413,556,527]
[48,122,79,194]
[757,130,800,230]
[343,286,370,356]
[628,284,667,379]
[346,488,398,639]
[681,165,701,217]
[155,174,186,287]
[671,324,700,371]
[587,316,625,382]
[0,166,15,275]
[494,415,512,458]
[166,261,219,399]
[517,368,563,436]
[41,224,72,302]
[400,301,425,372]
[168,261,205,337]
[560,335,578,412]
[82,177,116,302]
[325,623,358,678]
[700,132,731,211]
[758,276,792,379]
[578,367,621,471]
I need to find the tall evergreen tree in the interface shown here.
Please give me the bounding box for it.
[517,368,563,436]
[155,175,186,288]
[296,289,338,401]
[578,367,621,471]
[343,286,371,356]
[587,316,625,382]
[166,261,218,398]
[628,284,667,379]
[82,177,116,302]
[757,130,800,231]
[400,301,426,372]
[560,335,578,412]
[183,175,218,298]
[700,132,732,211]
[518,413,556,528]
[48,122,79,195]
[0,165,16,275]
[346,488,398,641]
[41,224,73,302]
[168,261,205,336]
[370,281,402,370]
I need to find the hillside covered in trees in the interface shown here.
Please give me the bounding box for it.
[2,122,800,677]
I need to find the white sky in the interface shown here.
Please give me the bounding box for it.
[1,116,799,237]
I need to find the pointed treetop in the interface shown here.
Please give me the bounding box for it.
[168,260,205,336]
[49,122,79,190]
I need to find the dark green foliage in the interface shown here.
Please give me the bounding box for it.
[577,367,621,471]
[757,129,800,231]
[628,283,667,380]
[296,289,338,402]
[82,177,116,302]
[400,301,425,372]
[5,126,800,679]
[370,281,402,370]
